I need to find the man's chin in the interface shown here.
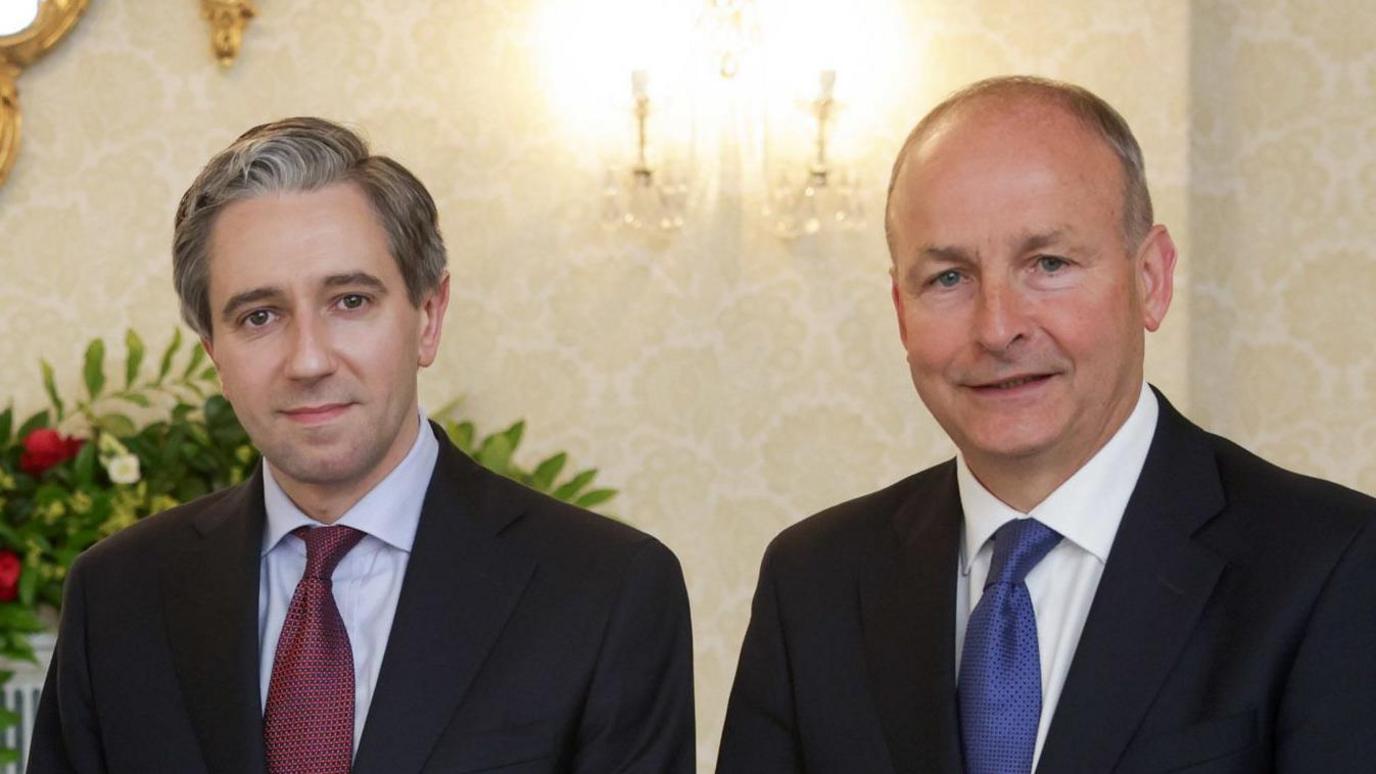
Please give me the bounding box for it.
[955,424,1065,465]
[264,445,371,488]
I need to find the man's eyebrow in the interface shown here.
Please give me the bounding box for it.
[918,244,975,265]
[899,245,976,288]
[220,287,283,322]
[1015,228,1070,254]
[322,272,388,293]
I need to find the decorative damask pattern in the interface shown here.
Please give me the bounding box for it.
[0,1,1369,768]
[1189,0,1376,493]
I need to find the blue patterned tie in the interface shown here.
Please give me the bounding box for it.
[959,518,1063,774]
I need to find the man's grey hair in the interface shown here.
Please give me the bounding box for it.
[172,116,447,338]
[884,75,1153,255]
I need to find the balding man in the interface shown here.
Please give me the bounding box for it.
[718,76,1376,773]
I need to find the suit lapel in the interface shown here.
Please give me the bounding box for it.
[860,462,964,774]
[353,437,536,774]
[1037,393,1227,772]
[161,469,268,774]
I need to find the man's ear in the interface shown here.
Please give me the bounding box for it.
[201,334,228,399]
[891,267,911,349]
[1135,225,1177,332]
[417,272,451,368]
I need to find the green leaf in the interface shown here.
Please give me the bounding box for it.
[203,394,234,425]
[574,487,617,509]
[445,420,475,453]
[156,328,183,384]
[0,604,41,632]
[83,338,107,400]
[171,402,194,423]
[0,406,11,446]
[97,413,137,438]
[40,359,65,421]
[73,440,96,486]
[530,452,567,492]
[16,561,38,608]
[0,744,19,762]
[182,342,207,380]
[501,420,526,451]
[117,392,152,408]
[552,469,597,501]
[16,409,50,439]
[124,329,145,388]
[475,433,515,474]
[198,365,219,381]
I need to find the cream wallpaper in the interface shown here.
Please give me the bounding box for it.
[0,0,1369,768]
[1188,0,1376,491]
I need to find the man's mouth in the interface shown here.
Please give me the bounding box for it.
[971,374,1054,390]
[281,403,352,423]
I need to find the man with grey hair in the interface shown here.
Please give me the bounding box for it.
[719,76,1376,772]
[31,117,695,774]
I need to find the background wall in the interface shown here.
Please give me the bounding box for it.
[1188,0,1376,488]
[0,1,1370,768]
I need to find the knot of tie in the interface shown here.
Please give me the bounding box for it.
[294,525,365,581]
[985,518,1062,589]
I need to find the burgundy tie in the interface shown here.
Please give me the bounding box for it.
[264,525,365,774]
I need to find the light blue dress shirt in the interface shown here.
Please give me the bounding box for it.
[257,416,439,753]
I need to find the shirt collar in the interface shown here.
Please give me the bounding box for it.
[260,412,440,556]
[957,383,1159,574]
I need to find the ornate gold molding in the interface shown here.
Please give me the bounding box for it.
[0,0,89,190]
[202,0,256,68]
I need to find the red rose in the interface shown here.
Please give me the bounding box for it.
[0,550,21,603]
[18,428,84,476]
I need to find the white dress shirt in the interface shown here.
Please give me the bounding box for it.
[954,383,1158,768]
[257,416,439,753]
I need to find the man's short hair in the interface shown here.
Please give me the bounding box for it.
[884,75,1153,254]
[172,116,447,338]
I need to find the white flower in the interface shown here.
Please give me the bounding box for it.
[105,454,141,485]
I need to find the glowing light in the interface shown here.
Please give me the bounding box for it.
[531,0,698,150]
[0,0,40,36]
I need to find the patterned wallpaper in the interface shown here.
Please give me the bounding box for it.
[0,1,1369,767]
[1188,0,1376,491]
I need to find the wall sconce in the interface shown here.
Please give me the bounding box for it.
[701,0,761,79]
[201,0,256,69]
[601,71,689,233]
[766,70,867,240]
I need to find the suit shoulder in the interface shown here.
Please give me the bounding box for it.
[484,467,673,562]
[765,461,952,566]
[1208,432,1376,527]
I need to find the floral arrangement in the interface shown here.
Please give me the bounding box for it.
[0,330,614,760]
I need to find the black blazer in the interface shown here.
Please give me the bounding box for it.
[718,391,1376,773]
[29,430,695,774]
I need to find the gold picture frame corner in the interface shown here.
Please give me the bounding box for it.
[0,0,91,190]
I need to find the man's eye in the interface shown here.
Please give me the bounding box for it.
[1037,255,1068,272]
[931,270,963,288]
[340,294,367,310]
[244,310,273,327]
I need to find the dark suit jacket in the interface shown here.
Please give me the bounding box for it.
[718,391,1376,773]
[29,430,694,774]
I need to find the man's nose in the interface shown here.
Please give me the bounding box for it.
[284,314,337,380]
[973,279,1031,355]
